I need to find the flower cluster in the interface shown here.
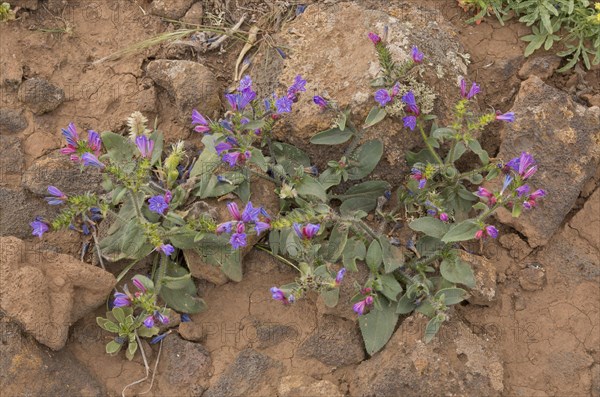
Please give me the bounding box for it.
[60,123,102,163]
[353,288,375,315]
[216,202,271,249]
[112,277,170,328]
[293,223,320,240]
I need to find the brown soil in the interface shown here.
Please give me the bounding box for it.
[1,1,598,396]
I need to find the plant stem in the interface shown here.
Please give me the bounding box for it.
[155,254,168,295]
[248,168,277,184]
[255,244,301,272]
[344,118,365,158]
[129,190,145,222]
[418,122,443,165]
[91,227,106,270]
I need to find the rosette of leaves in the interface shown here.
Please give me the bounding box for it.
[96,307,159,360]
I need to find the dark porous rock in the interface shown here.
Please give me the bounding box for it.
[181,2,203,24]
[518,55,562,80]
[22,150,105,197]
[297,315,365,366]
[148,0,195,19]
[158,335,212,395]
[204,349,282,397]
[146,59,221,124]
[18,77,65,115]
[10,0,39,10]
[0,315,105,396]
[0,135,24,186]
[0,108,28,134]
[495,75,600,247]
[255,321,300,349]
[0,187,56,238]
[459,251,497,306]
[350,314,504,396]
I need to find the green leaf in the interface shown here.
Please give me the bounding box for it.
[272,142,311,175]
[160,261,207,313]
[441,220,480,243]
[132,274,154,292]
[415,301,435,317]
[409,217,450,239]
[468,140,489,165]
[249,147,268,171]
[126,341,138,360]
[197,172,246,199]
[379,237,403,273]
[189,135,221,179]
[524,34,545,57]
[325,223,348,262]
[440,257,476,288]
[396,293,417,314]
[169,230,199,249]
[310,128,353,145]
[366,240,383,272]
[378,274,403,302]
[106,340,122,355]
[150,130,164,166]
[296,175,327,202]
[435,287,467,305]
[364,106,387,128]
[406,148,437,166]
[446,142,467,163]
[337,180,390,200]
[96,318,119,333]
[432,127,455,140]
[347,140,383,180]
[342,238,366,272]
[319,168,342,190]
[137,325,159,338]
[424,317,443,343]
[415,236,444,257]
[321,288,340,308]
[359,299,399,355]
[241,119,265,131]
[111,307,127,323]
[101,131,134,163]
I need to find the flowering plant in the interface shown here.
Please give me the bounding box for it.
[34,32,545,357]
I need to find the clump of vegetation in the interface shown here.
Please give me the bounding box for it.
[33,31,545,360]
[458,0,600,71]
[0,2,16,22]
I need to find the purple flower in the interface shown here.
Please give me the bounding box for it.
[227,202,242,221]
[476,187,493,198]
[516,184,530,197]
[45,186,67,205]
[485,225,498,239]
[530,189,546,200]
[353,300,367,315]
[293,223,320,240]
[439,212,449,222]
[517,152,535,175]
[222,151,242,167]
[135,135,154,158]
[411,168,426,188]
[150,332,169,344]
[226,89,256,111]
[62,122,80,147]
[158,244,174,256]
[287,75,306,99]
[241,202,261,223]
[313,95,328,108]
[192,109,211,133]
[81,152,105,169]
[270,287,287,302]
[402,91,420,115]
[113,292,131,308]
[254,221,270,234]
[460,79,480,99]
[475,229,484,239]
[411,45,424,63]
[155,311,169,325]
[374,89,391,107]
[392,82,400,97]
[132,278,147,293]
[215,142,233,155]
[239,75,253,92]
[335,268,346,285]
[30,217,49,238]
[495,111,515,122]
[522,165,537,180]
[275,96,293,113]
[87,130,102,154]
[230,232,247,249]
[148,194,170,215]
[143,315,155,328]
[181,313,191,322]
[501,175,514,194]
[368,32,381,44]
[216,221,234,234]
[403,115,417,131]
